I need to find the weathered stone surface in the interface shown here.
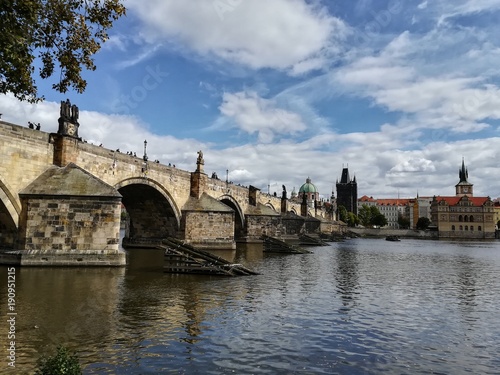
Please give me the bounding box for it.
[181,193,235,249]
[20,162,122,198]
[0,120,339,265]
[12,163,125,266]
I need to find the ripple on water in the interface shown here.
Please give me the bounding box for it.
[2,239,500,374]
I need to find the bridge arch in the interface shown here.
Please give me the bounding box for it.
[115,178,181,244]
[0,177,20,247]
[218,194,245,239]
[265,202,278,212]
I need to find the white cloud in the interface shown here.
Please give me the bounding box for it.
[218,91,307,143]
[439,0,500,25]
[116,44,163,69]
[125,0,347,73]
[389,158,436,174]
[2,93,500,199]
[418,1,428,10]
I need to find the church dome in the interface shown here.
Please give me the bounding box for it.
[299,177,318,194]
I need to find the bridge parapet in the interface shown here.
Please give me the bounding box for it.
[1,117,337,265]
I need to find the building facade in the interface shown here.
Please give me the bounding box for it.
[430,160,495,238]
[358,196,411,228]
[377,199,410,228]
[494,200,500,230]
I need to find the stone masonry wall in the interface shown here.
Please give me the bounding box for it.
[18,196,121,252]
[73,144,192,210]
[182,211,235,248]
[245,215,284,240]
[0,122,54,209]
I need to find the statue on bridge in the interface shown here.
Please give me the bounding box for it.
[197,150,204,165]
[58,99,80,138]
[196,150,205,173]
[282,185,287,199]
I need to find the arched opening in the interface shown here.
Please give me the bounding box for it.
[219,196,245,241]
[0,180,19,249]
[0,198,17,248]
[116,179,180,247]
[459,215,463,222]
[469,215,474,222]
[265,202,277,212]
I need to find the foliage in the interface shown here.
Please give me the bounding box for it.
[372,212,388,227]
[416,217,431,230]
[337,205,359,227]
[358,204,374,227]
[120,209,128,221]
[35,345,81,375]
[346,212,360,227]
[358,204,387,228]
[398,213,411,229]
[337,205,348,223]
[0,0,126,102]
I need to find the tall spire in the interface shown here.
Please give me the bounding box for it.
[459,157,468,183]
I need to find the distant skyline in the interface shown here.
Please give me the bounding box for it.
[1,0,500,199]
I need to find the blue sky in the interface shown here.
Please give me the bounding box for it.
[2,0,500,199]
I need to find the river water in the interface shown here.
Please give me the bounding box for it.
[1,238,500,374]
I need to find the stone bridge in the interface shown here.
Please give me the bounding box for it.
[0,116,335,266]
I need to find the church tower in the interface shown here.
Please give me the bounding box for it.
[336,166,358,215]
[455,158,473,197]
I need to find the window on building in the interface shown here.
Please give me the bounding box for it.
[459,225,463,231]
[464,215,468,222]
[478,226,482,231]
[470,215,474,222]
[459,215,463,222]
[452,225,455,231]
[465,225,468,231]
[471,226,474,231]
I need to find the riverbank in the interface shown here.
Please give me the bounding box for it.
[349,227,439,239]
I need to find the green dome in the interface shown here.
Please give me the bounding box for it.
[299,178,317,193]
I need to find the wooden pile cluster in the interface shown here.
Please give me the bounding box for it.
[261,235,312,254]
[161,237,258,276]
[299,234,329,246]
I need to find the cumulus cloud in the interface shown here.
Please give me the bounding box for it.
[388,158,436,174]
[218,91,307,143]
[4,1,500,201]
[125,0,347,73]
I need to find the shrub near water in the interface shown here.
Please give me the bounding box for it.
[35,345,81,375]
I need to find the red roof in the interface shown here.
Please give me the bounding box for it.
[377,199,411,206]
[434,196,490,206]
[358,195,376,202]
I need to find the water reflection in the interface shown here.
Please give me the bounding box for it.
[1,238,500,374]
[334,245,360,312]
[455,256,478,309]
[0,266,125,372]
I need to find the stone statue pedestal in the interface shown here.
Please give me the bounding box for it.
[58,119,79,138]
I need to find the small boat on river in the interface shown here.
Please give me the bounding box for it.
[385,235,401,242]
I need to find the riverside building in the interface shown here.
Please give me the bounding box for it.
[430,159,495,239]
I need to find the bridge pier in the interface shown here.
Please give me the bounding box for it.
[180,164,237,249]
[0,163,126,266]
